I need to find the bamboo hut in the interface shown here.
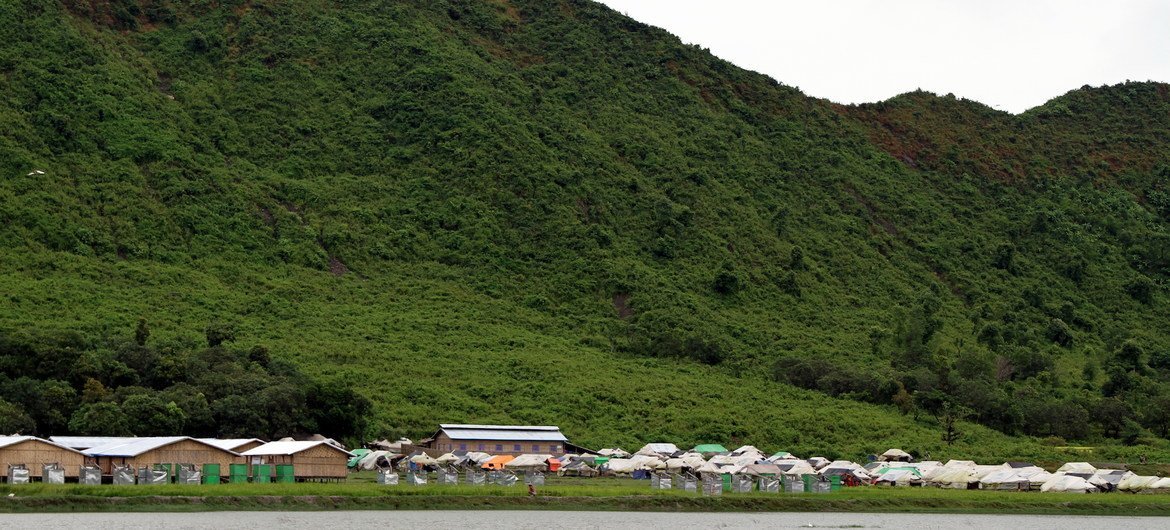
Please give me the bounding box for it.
[241,441,353,481]
[0,436,86,480]
[84,437,240,477]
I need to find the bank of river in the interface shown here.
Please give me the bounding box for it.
[3,490,1170,516]
[1,510,1168,529]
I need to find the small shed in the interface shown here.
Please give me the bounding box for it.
[85,437,240,477]
[241,441,353,481]
[0,436,87,479]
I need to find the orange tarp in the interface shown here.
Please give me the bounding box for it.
[482,455,515,470]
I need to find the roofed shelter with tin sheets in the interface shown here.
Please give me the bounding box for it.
[84,437,240,478]
[0,436,87,481]
[422,424,569,455]
[241,441,353,482]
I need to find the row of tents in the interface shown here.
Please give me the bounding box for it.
[350,442,1170,494]
[866,460,1170,493]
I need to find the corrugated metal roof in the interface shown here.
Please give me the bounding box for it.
[241,441,354,457]
[439,425,567,442]
[440,424,561,431]
[198,438,265,451]
[0,436,38,450]
[49,436,136,450]
[85,437,237,457]
[0,436,86,455]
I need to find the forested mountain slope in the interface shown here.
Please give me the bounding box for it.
[1,0,1168,458]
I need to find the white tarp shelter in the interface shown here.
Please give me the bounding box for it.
[1041,474,1098,493]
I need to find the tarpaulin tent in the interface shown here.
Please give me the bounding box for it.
[481,455,514,470]
[741,463,782,476]
[874,467,923,486]
[597,448,630,457]
[1056,462,1096,475]
[666,455,707,472]
[819,464,870,482]
[977,465,1050,490]
[505,454,554,472]
[1091,469,1134,491]
[435,453,461,466]
[1119,475,1170,493]
[879,449,912,462]
[730,446,765,459]
[630,454,667,470]
[558,459,598,477]
[347,448,371,469]
[409,453,438,467]
[707,454,759,468]
[775,460,818,476]
[928,467,983,489]
[356,450,390,470]
[807,457,830,469]
[603,458,649,475]
[1041,474,1098,493]
[692,444,728,455]
[635,443,679,457]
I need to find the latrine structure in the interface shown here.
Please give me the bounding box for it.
[241,441,351,481]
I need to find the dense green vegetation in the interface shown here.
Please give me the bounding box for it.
[1,0,1169,458]
[0,326,371,442]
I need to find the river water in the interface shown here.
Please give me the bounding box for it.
[0,511,1165,529]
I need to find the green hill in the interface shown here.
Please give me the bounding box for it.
[1,0,1169,460]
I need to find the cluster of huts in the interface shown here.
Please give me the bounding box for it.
[367,431,1170,495]
[0,435,352,484]
[6,423,1169,495]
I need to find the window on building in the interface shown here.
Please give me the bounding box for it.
[496,444,503,452]
[513,444,521,452]
[478,443,485,451]
[550,445,560,453]
[459,444,467,451]
[532,445,540,452]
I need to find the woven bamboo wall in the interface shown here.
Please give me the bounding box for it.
[0,440,84,478]
[289,444,347,478]
[95,439,240,476]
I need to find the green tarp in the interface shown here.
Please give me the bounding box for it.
[348,448,371,468]
[693,444,728,454]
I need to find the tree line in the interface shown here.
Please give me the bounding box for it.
[0,321,370,446]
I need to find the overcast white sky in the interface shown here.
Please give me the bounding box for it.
[596,0,1170,113]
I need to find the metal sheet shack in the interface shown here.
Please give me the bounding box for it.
[241,441,352,481]
[422,424,569,455]
[0,436,87,480]
[84,437,240,477]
